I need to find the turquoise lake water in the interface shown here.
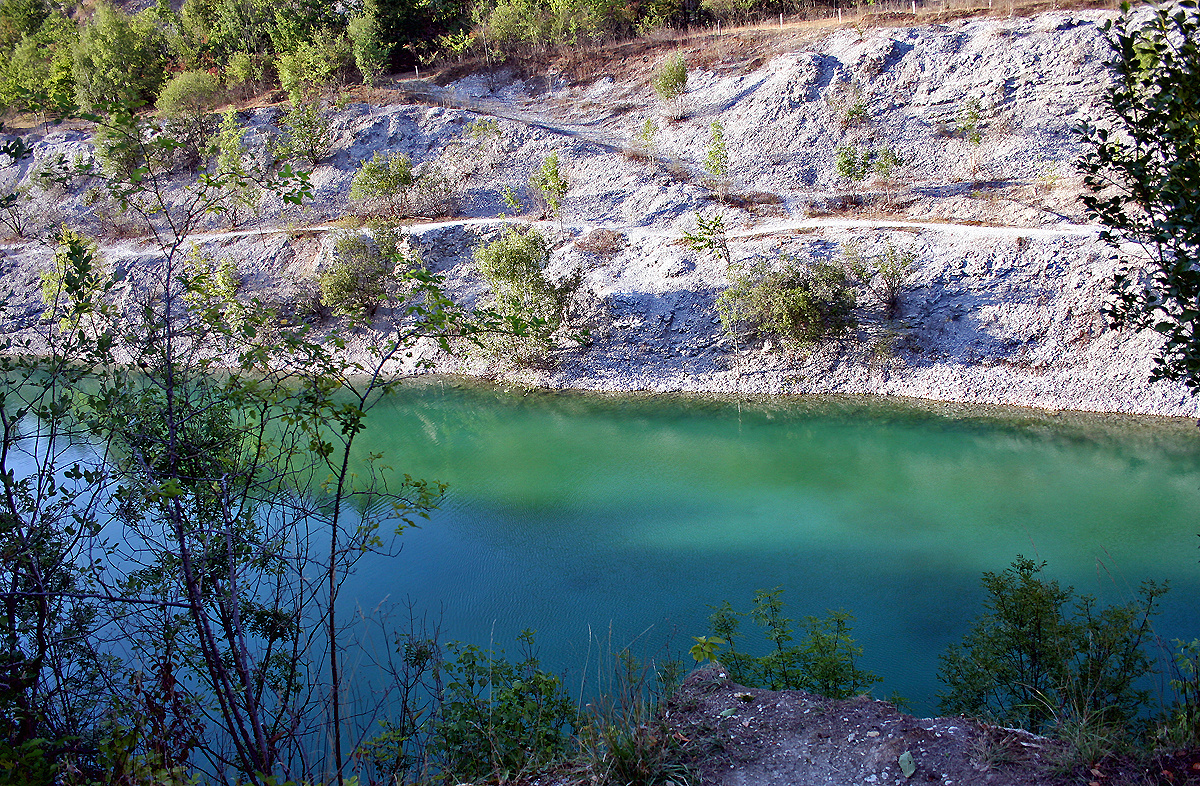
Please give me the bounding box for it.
[345,379,1200,715]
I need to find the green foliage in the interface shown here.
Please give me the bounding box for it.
[845,241,914,320]
[477,0,625,55]
[529,152,567,222]
[576,649,690,786]
[827,80,867,129]
[1160,638,1200,749]
[836,144,904,184]
[213,109,260,225]
[681,211,729,266]
[955,98,983,145]
[501,183,524,214]
[937,557,1166,739]
[717,256,857,345]
[318,226,414,322]
[636,117,657,153]
[224,50,265,99]
[275,101,334,165]
[72,3,167,109]
[476,225,558,327]
[349,151,458,219]
[689,635,725,663]
[704,588,880,698]
[653,53,686,115]
[436,630,577,781]
[40,226,109,325]
[1078,1,1200,391]
[277,32,352,104]
[703,121,729,197]
[350,150,415,216]
[182,245,243,329]
[156,70,224,170]
[349,6,389,87]
[835,144,870,182]
[0,12,75,113]
[871,146,903,179]
[0,0,47,50]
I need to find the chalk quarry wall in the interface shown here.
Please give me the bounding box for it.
[2,7,1196,417]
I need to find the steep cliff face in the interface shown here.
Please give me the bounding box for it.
[3,7,1194,416]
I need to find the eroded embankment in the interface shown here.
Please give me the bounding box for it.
[2,7,1194,416]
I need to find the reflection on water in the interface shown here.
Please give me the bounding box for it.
[345,378,1200,714]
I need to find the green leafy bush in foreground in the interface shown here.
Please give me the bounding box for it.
[937,556,1166,739]
[436,629,578,781]
[717,257,856,345]
[699,587,880,698]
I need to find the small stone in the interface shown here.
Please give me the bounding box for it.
[867,730,881,737]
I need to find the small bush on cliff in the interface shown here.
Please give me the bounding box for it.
[653,53,687,118]
[156,70,225,170]
[717,256,856,346]
[319,223,416,323]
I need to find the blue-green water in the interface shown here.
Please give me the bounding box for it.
[345,380,1200,715]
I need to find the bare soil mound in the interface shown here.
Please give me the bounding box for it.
[665,665,1071,786]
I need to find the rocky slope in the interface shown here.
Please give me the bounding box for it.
[3,5,1196,417]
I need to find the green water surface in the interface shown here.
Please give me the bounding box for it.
[346,380,1200,715]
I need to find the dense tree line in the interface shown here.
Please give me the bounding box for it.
[0,0,855,117]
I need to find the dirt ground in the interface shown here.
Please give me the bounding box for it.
[660,666,1200,786]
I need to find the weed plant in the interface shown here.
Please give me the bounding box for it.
[436,630,578,782]
[704,121,730,200]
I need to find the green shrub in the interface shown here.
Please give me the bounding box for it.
[576,649,689,786]
[39,226,109,329]
[937,557,1166,739]
[182,245,243,330]
[845,241,914,320]
[349,9,389,87]
[652,53,686,116]
[277,32,352,104]
[0,0,48,50]
[317,228,408,322]
[529,153,567,222]
[835,144,870,182]
[73,3,167,108]
[157,70,225,170]
[224,51,265,100]
[213,110,260,226]
[703,121,729,198]
[350,151,459,218]
[475,225,564,328]
[1161,638,1200,749]
[717,256,856,345]
[955,98,983,145]
[409,162,458,217]
[275,101,334,165]
[350,150,414,216]
[681,211,729,266]
[435,630,577,781]
[703,588,880,698]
